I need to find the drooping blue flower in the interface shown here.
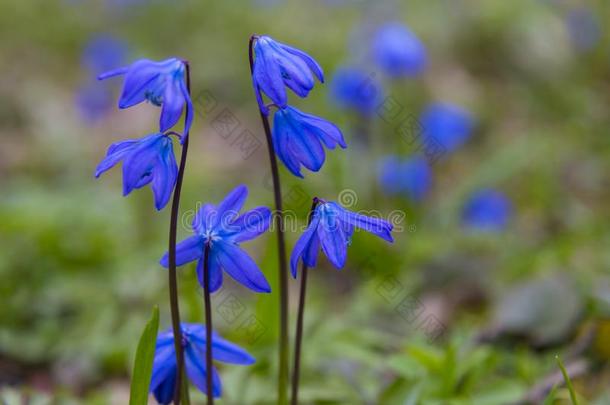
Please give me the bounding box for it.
[81,34,128,74]
[420,102,474,153]
[95,133,178,210]
[76,80,113,123]
[98,58,193,135]
[252,35,324,114]
[329,66,384,115]
[150,323,255,403]
[566,7,600,53]
[373,22,427,78]
[378,155,432,202]
[160,185,272,293]
[291,200,393,277]
[272,105,346,178]
[462,188,512,232]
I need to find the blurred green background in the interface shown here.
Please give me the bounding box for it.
[1,0,610,404]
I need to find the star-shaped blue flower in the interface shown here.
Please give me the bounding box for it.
[252,35,324,114]
[272,106,346,178]
[98,58,193,135]
[150,323,255,403]
[95,133,178,210]
[160,185,272,293]
[291,200,394,277]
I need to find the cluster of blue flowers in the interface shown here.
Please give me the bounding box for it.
[94,34,396,403]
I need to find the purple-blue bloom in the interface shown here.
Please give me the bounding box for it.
[81,34,128,74]
[95,133,178,210]
[373,22,427,78]
[566,7,600,52]
[272,105,346,178]
[98,58,193,135]
[329,66,383,115]
[291,200,393,277]
[150,323,255,403]
[160,185,272,293]
[76,80,113,123]
[252,35,324,114]
[378,155,432,202]
[462,188,512,232]
[420,102,474,153]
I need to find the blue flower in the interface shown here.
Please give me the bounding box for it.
[252,35,324,114]
[462,188,512,232]
[160,185,272,293]
[329,66,383,115]
[272,106,346,178]
[95,133,178,210]
[378,155,432,202]
[420,102,474,153]
[76,80,113,123]
[81,34,128,74]
[290,200,393,277]
[150,323,255,403]
[566,7,600,53]
[98,58,193,134]
[373,22,427,77]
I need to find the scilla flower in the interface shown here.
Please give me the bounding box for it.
[291,199,393,276]
[95,133,177,210]
[378,155,432,202]
[420,102,474,153]
[272,106,346,178]
[252,35,324,114]
[373,22,427,77]
[160,185,272,293]
[462,188,512,232]
[98,58,193,134]
[150,323,255,403]
[329,66,384,116]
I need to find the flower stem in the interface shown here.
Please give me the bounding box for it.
[291,199,318,405]
[248,35,290,405]
[168,61,192,405]
[203,243,214,405]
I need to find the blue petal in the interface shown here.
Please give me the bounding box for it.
[193,203,217,235]
[152,368,176,405]
[222,207,271,243]
[273,47,315,97]
[151,137,178,210]
[117,59,164,108]
[184,344,222,398]
[290,212,320,278]
[160,235,204,267]
[278,42,324,82]
[195,253,223,293]
[180,78,194,139]
[94,139,138,178]
[330,202,394,242]
[317,207,347,269]
[253,37,287,108]
[189,328,256,365]
[121,134,161,196]
[292,108,346,149]
[97,66,128,80]
[213,185,248,230]
[273,112,304,177]
[159,78,185,132]
[214,241,271,293]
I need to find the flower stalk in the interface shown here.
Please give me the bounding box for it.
[203,242,214,405]
[248,35,290,405]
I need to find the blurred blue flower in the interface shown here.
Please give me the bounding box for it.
[291,199,393,276]
[378,155,431,201]
[160,185,272,293]
[150,323,255,403]
[99,58,193,134]
[75,80,113,123]
[272,105,346,178]
[329,66,383,115]
[252,35,324,114]
[566,7,600,52]
[420,102,474,153]
[81,34,128,74]
[462,188,512,231]
[95,133,178,210]
[373,22,427,77]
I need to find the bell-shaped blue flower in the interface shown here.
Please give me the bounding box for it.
[95,133,178,210]
[150,323,255,403]
[378,155,432,202]
[98,58,193,135]
[373,22,427,77]
[420,102,474,153]
[462,188,512,232]
[329,66,384,116]
[272,106,346,178]
[252,35,324,114]
[291,200,393,277]
[160,185,272,293]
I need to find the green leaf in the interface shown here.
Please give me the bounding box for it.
[556,355,579,405]
[129,305,160,405]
